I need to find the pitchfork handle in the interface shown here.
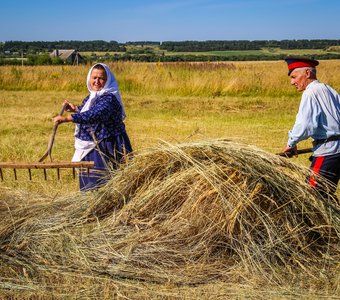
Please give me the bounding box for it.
[276,148,313,158]
[38,104,67,162]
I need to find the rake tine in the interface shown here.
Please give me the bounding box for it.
[0,162,94,181]
[39,103,67,163]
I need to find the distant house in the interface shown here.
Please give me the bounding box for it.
[50,49,85,65]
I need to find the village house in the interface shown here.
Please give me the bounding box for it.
[50,49,84,65]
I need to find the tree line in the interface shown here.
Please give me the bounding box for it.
[0,40,126,53]
[160,40,340,52]
[3,52,340,66]
[1,39,340,65]
[1,39,340,53]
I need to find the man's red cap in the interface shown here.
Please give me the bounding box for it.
[284,57,319,75]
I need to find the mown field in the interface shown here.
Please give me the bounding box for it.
[0,61,339,299]
[0,61,317,194]
[79,46,340,58]
[165,47,340,57]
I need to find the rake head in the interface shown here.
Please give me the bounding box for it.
[0,161,95,181]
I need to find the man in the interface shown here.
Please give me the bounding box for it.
[283,57,340,199]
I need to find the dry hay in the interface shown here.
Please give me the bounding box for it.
[0,140,339,297]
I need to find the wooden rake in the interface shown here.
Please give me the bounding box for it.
[0,104,95,181]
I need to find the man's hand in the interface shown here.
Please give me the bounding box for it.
[282,145,298,158]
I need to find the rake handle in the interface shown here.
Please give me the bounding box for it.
[276,148,313,158]
[38,104,67,162]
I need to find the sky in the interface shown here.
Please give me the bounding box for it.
[1,0,340,42]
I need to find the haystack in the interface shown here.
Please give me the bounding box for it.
[0,140,339,295]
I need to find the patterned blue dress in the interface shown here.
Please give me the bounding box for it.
[72,93,132,191]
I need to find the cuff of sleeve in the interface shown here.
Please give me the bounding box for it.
[287,134,296,148]
[71,113,80,123]
[287,140,296,148]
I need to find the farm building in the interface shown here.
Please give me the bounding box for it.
[50,49,85,65]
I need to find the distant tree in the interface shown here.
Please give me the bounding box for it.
[126,41,160,46]
[36,54,52,65]
[51,56,64,65]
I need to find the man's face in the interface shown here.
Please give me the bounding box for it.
[290,68,311,92]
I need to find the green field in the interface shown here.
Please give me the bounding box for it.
[165,47,340,56]
[80,47,340,58]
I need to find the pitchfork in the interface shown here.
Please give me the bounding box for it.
[0,104,95,181]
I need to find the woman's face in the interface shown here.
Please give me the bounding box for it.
[90,68,107,91]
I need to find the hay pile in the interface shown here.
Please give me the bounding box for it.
[0,140,339,295]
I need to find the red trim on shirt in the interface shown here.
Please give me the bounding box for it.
[309,156,325,187]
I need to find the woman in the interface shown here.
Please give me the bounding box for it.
[53,63,133,191]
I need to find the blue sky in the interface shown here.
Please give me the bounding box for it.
[1,0,340,42]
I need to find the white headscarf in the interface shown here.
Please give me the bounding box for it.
[83,63,126,118]
[72,63,125,162]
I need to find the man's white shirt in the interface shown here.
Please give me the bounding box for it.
[288,80,340,157]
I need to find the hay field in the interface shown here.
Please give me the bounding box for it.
[1,61,340,194]
[0,61,339,298]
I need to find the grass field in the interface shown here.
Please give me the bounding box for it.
[79,47,340,58]
[0,60,339,193]
[165,47,340,57]
[0,61,339,298]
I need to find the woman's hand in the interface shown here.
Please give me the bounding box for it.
[63,99,78,113]
[53,115,73,125]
